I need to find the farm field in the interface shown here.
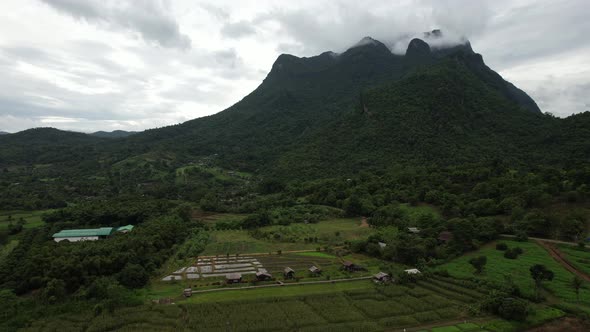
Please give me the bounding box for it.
[439,240,590,304]
[0,209,50,229]
[202,218,374,255]
[22,278,486,331]
[557,245,590,276]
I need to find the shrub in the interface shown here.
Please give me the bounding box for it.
[503,249,520,259]
[496,243,508,251]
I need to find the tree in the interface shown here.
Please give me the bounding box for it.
[530,264,554,299]
[118,264,149,289]
[572,276,583,302]
[469,256,487,274]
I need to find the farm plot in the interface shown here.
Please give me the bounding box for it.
[256,254,342,278]
[23,280,482,331]
[161,256,265,281]
[439,240,590,304]
[558,245,590,276]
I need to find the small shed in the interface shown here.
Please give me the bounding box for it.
[373,272,390,283]
[342,261,365,272]
[115,224,134,233]
[256,271,272,281]
[284,267,295,279]
[404,268,421,275]
[309,266,321,275]
[226,273,242,284]
[378,242,387,249]
[183,288,192,297]
[407,227,420,234]
[438,231,453,243]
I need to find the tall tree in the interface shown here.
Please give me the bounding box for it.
[529,264,554,300]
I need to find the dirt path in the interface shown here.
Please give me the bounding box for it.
[501,234,581,246]
[535,240,590,283]
[189,276,372,295]
[360,217,369,228]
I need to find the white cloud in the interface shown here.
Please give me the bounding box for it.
[0,0,588,133]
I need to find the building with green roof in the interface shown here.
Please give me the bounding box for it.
[52,227,114,242]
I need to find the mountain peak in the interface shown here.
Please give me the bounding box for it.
[350,36,380,48]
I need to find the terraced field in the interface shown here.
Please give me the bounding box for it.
[22,278,484,331]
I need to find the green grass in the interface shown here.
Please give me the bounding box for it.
[558,245,590,275]
[202,218,374,255]
[185,280,374,303]
[21,278,498,331]
[296,252,339,259]
[439,240,590,304]
[0,210,51,229]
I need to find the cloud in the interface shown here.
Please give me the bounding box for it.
[221,21,257,39]
[40,0,191,49]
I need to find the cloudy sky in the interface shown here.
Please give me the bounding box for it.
[0,0,589,133]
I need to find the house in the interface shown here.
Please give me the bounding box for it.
[52,227,114,242]
[284,267,295,279]
[438,231,453,243]
[373,272,390,283]
[256,271,272,281]
[407,227,420,234]
[342,261,365,272]
[309,266,321,275]
[115,224,134,233]
[378,242,387,249]
[404,268,421,275]
[183,288,192,297]
[226,273,242,284]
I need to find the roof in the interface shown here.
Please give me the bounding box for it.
[284,267,295,273]
[404,268,421,274]
[309,266,321,272]
[256,271,272,277]
[116,224,134,232]
[378,242,387,248]
[343,261,355,266]
[226,273,242,280]
[408,227,420,233]
[52,227,114,238]
[374,272,389,279]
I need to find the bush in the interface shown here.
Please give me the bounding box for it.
[496,243,508,251]
[503,248,521,259]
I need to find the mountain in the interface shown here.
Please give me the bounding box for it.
[90,130,137,138]
[114,32,546,172]
[0,31,586,179]
[0,131,9,135]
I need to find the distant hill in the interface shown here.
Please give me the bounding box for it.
[90,130,137,138]
[0,131,9,135]
[0,128,106,166]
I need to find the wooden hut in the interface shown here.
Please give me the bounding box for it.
[226,273,242,284]
[309,266,321,276]
[342,261,365,272]
[183,288,192,297]
[373,272,390,283]
[284,267,295,279]
[256,271,272,281]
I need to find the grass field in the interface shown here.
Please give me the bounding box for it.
[0,210,51,229]
[439,240,590,304]
[557,245,590,275]
[202,218,374,255]
[23,279,483,331]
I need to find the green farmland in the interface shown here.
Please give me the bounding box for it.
[202,218,374,255]
[0,210,50,229]
[22,278,485,332]
[439,240,590,304]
